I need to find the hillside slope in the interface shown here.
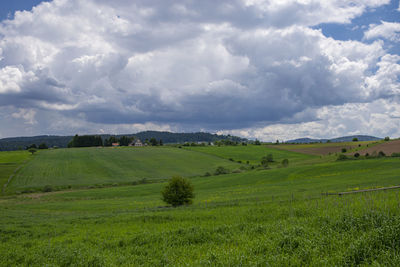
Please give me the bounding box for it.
[357,139,400,156]
[287,135,381,143]
[0,131,247,151]
[1,155,400,265]
[6,147,239,193]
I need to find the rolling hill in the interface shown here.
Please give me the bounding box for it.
[0,131,247,151]
[286,135,381,143]
[1,143,400,265]
[5,146,240,193]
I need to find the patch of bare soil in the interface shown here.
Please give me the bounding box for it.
[358,139,400,156]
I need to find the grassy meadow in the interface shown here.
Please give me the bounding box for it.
[185,144,317,165]
[0,151,32,194]
[6,147,239,194]
[0,144,400,266]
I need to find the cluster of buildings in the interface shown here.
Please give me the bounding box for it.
[112,139,145,147]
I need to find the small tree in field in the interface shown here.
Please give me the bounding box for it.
[28,148,37,155]
[162,176,194,207]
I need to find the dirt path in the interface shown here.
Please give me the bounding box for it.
[2,160,28,194]
[324,185,400,196]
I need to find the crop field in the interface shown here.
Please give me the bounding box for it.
[0,145,400,266]
[5,147,239,193]
[273,141,378,155]
[357,139,400,156]
[0,151,31,194]
[185,145,317,165]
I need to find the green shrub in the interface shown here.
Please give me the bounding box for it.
[391,153,400,157]
[260,158,268,168]
[341,148,347,153]
[214,166,230,175]
[261,154,274,167]
[354,153,360,158]
[337,154,348,161]
[384,136,390,141]
[42,185,53,192]
[378,151,386,157]
[161,176,194,207]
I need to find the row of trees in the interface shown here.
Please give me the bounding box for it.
[67,135,164,148]
[149,138,163,146]
[67,135,103,148]
[26,143,49,150]
[181,140,249,147]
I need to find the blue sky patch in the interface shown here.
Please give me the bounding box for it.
[0,0,49,21]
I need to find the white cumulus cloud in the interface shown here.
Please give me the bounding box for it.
[364,21,400,42]
[0,0,398,139]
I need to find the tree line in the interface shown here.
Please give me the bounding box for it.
[67,135,164,148]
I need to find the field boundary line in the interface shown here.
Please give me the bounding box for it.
[323,185,400,196]
[2,160,29,194]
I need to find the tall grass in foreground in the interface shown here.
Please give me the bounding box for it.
[1,190,400,266]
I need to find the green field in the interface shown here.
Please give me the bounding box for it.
[1,145,400,265]
[185,144,317,165]
[0,151,31,194]
[6,147,240,193]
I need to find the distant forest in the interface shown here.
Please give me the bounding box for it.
[0,131,248,151]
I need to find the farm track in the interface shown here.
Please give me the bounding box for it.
[2,160,28,194]
[324,185,400,196]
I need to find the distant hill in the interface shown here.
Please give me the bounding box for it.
[133,131,246,144]
[286,135,381,144]
[0,135,73,151]
[0,131,247,151]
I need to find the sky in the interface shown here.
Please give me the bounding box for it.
[0,0,399,141]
